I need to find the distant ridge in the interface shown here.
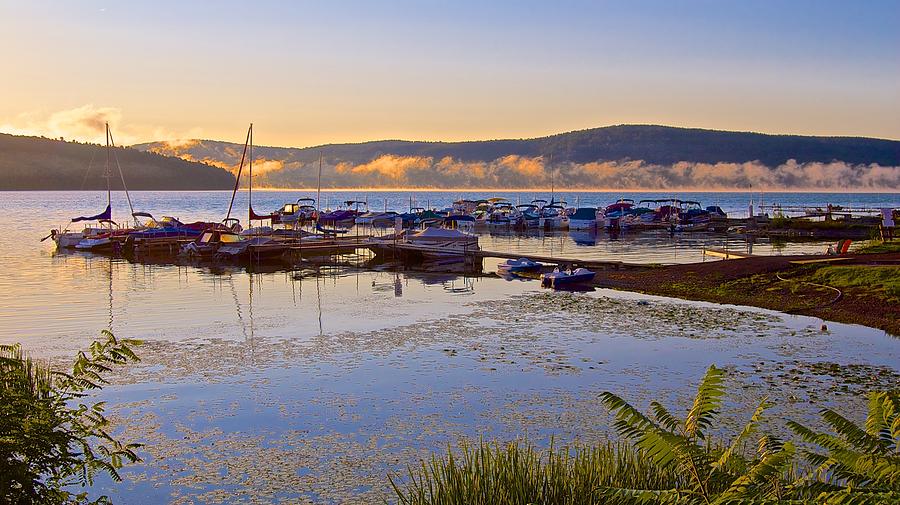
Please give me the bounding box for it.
[0,133,236,190]
[135,125,900,167]
[131,124,900,190]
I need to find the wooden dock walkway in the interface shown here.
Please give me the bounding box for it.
[702,248,755,260]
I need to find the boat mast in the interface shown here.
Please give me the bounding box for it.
[248,123,253,226]
[225,124,252,223]
[107,126,136,225]
[105,123,111,224]
[316,151,323,214]
[548,153,554,203]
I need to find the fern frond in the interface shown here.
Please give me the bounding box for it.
[595,486,692,504]
[714,397,771,472]
[651,401,682,432]
[821,408,888,454]
[718,441,795,500]
[685,365,726,440]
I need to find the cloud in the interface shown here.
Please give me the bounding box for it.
[46,105,121,138]
[0,105,204,145]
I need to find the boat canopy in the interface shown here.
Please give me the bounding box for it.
[571,207,598,220]
[72,204,111,223]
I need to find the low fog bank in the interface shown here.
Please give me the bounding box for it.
[244,155,899,191]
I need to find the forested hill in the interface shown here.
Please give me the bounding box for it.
[136,125,900,167]
[0,133,236,190]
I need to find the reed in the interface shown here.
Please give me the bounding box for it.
[388,439,681,505]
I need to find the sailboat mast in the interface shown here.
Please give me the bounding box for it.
[107,127,136,225]
[248,123,253,225]
[547,153,554,203]
[316,151,322,213]
[105,123,111,214]
[224,124,252,222]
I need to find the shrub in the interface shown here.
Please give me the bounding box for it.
[0,330,141,504]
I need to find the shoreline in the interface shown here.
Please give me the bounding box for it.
[591,252,900,335]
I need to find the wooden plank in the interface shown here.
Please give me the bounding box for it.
[789,257,853,265]
[702,248,754,259]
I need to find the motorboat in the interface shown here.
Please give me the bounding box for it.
[402,227,480,258]
[568,207,599,230]
[181,229,245,259]
[539,203,569,229]
[516,204,541,228]
[603,199,635,230]
[74,220,130,252]
[443,215,476,234]
[487,203,521,228]
[371,212,401,228]
[541,267,596,288]
[215,236,287,261]
[271,199,317,226]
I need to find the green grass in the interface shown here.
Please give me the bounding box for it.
[389,439,681,505]
[768,216,871,231]
[809,265,900,301]
[854,240,900,254]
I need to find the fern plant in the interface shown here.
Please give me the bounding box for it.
[786,391,900,503]
[598,365,797,504]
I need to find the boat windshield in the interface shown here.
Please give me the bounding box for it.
[220,233,242,243]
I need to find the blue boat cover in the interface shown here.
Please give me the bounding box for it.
[72,204,111,223]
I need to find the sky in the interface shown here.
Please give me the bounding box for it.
[0,0,898,147]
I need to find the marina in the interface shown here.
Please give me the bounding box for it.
[4,212,899,501]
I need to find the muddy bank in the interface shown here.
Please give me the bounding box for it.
[594,252,900,335]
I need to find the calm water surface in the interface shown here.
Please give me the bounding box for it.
[1,190,898,503]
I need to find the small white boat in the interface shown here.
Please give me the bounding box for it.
[75,236,113,252]
[497,258,541,274]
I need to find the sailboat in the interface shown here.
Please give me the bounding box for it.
[49,123,137,250]
[186,124,287,262]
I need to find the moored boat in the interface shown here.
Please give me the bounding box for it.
[541,267,596,288]
[497,257,541,274]
[568,207,599,230]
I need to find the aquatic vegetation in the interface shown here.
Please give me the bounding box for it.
[0,331,141,504]
[391,365,900,504]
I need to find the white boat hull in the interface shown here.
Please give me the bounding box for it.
[54,232,87,248]
[75,237,113,251]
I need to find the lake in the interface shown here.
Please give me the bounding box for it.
[1,190,898,503]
